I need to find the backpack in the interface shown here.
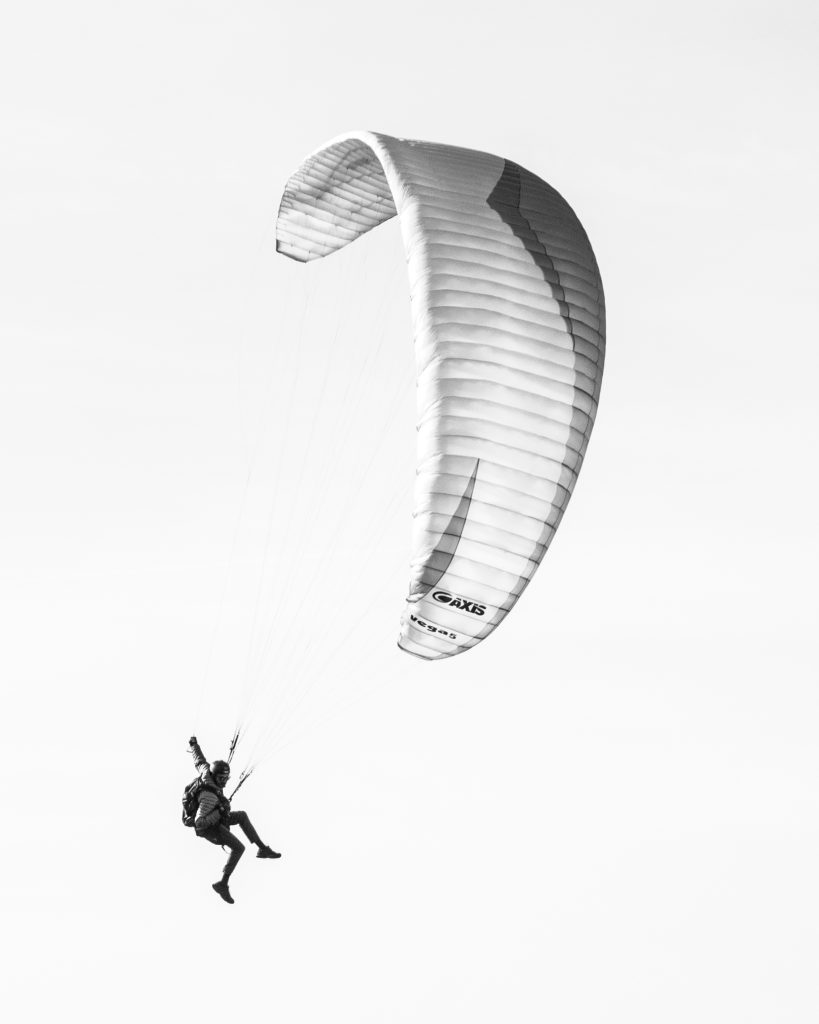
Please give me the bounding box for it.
[182,777,220,827]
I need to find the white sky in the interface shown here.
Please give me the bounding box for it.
[2,2,818,1021]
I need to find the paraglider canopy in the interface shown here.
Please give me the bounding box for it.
[276,131,605,660]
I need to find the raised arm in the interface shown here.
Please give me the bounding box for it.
[189,736,209,778]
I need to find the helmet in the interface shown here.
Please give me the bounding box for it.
[211,760,231,782]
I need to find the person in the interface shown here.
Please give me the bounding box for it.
[188,736,280,904]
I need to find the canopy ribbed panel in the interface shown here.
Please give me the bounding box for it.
[276,132,605,660]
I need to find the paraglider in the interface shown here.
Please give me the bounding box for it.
[276,131,605,659]
[185,132,605,889]
[184,737,280,904]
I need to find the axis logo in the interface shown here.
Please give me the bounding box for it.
[432,590,486,616]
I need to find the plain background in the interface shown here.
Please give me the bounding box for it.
[2,2,818,1021]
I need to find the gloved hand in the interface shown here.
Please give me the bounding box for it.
[188,736,198,748]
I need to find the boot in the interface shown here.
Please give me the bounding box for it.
[212,879,234,903]
[257,844,281,859]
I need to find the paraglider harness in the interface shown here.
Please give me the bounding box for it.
[181,777,225,829]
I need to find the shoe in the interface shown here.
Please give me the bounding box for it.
[212,880,234,903]
[257,845,281,859]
